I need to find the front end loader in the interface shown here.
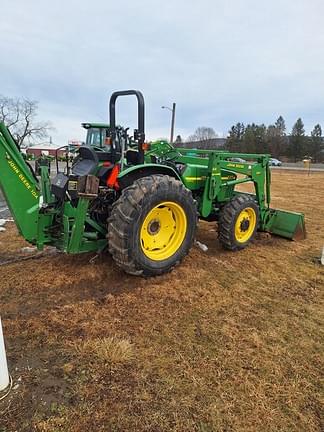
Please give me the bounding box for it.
[0,90,306,277]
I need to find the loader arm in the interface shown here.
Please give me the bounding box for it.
[0,122,40,243]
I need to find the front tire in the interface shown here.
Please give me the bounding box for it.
[108,175,197,276]
[218,195,259,251]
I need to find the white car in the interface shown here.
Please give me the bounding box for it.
[269,158,282,166]
[229,157,246,163]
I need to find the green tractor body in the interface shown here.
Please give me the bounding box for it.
[0,90,306,276]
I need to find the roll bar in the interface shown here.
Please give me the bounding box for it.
[109,90,145,163]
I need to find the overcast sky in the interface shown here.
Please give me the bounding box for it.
[1,0,324,144]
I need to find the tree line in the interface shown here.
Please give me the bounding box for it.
[226,117,323,162]
[1,94,323,162]
[183,118,324,162]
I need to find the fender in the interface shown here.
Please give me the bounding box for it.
[118,163,181,189]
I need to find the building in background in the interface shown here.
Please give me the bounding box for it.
[26,144,66,158]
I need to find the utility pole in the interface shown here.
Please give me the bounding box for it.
[170,102,176,144]
[162,103,176,143]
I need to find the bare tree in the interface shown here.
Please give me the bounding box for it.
[0,95,52,147]
[188,126,217,142]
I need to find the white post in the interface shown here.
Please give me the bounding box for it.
[0,317,9,391]
[321,246,324,266]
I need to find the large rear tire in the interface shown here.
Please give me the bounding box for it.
[218,195,259,251]
[108,175,197,276]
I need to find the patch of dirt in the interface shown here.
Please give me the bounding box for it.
[0,171,323,432]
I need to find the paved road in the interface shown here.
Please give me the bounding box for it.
[272,166,324,172]
[0,192,10,217]
[0,202,10,218]
[281,161,324,169]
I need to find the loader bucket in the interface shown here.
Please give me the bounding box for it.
[266,209,306,240]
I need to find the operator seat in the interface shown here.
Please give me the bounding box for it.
[72,146,99,176]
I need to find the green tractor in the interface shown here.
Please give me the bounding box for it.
[0,90,305,276]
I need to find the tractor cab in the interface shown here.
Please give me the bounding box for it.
[81,116,144,169]
[71,91,146,179]
[82,123,109,149]
[52,91,146,202]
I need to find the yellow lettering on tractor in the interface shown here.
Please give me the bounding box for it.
[7,159,39,199]
[227,163,244,169]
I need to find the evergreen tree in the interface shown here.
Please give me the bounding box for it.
[255,124,268,153]
[242,123,267,153]
[267,116,287,157]
[242,124,256,153]
[267,125,279,156]
[290,118,305,162]
[226,122,245,152]
[310,124,323,162]
[275,115,286,135]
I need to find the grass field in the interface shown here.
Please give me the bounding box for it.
[0,171,323,432]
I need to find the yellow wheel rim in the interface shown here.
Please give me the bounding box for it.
[140,201,187,261]
[234,207,257,243]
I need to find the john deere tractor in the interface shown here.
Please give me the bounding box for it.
[0,90,305,276]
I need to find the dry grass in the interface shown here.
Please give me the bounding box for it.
[73,336,133,364]
[0,171,323,432]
